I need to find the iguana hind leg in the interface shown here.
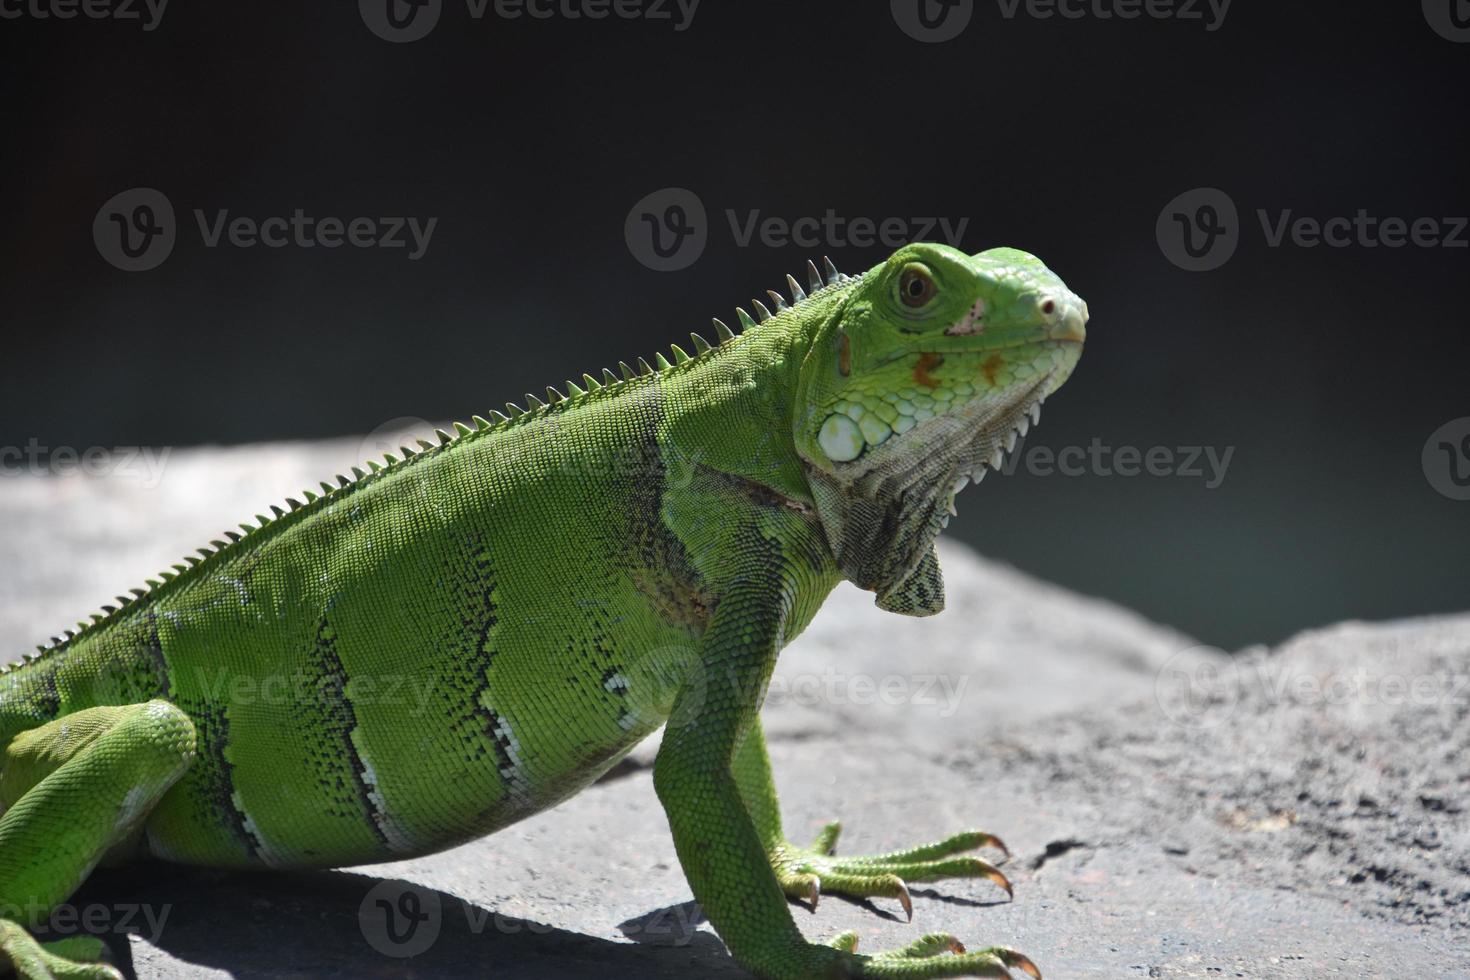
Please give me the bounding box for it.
[0,701,197,980]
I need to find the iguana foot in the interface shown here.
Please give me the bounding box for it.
[788,931,1040,979]
[773,821,1012,919]
[843,932,1039,979]
[0,923,122,980]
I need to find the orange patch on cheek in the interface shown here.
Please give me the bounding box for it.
[980,354,1003,386]
[913,352,944,387]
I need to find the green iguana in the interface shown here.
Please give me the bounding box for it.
[0,242,1086,980]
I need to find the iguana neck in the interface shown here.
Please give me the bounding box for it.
[658,285,846,509]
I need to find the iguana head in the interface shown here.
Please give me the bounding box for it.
[794,242,1086,616]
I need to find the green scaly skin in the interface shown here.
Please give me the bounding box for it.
[0,242,1085,979]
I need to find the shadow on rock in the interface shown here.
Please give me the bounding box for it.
[65,863,744,979]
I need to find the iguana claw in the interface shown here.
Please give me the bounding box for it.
[995,949,1042,979]
[773,822,1013,920]
[895,878,913,922]
[825,932,1043,979]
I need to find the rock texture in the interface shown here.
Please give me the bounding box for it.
[1,440,1465,978]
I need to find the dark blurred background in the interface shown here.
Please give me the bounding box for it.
[2,2,1466,650]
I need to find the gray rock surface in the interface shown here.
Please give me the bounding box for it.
[1,440,1465,978]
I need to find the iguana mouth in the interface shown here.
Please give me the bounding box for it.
[854,370,1051,483]
[807,369,1057,599]
[936,390,1044,523]
[913,372,1053,538]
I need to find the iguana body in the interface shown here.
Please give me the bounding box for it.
[0,243,1086,979]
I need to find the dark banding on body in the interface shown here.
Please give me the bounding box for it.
[298,615,392,851]
[178,700,261,861]
[619,393,716,633]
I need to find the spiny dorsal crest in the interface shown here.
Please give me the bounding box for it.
[5,258,855,673]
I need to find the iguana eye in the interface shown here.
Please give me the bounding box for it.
[898,265,936,308]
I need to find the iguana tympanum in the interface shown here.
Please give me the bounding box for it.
[0,242,1085,979]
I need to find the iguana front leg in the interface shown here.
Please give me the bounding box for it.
[0,701,197,980]
[653,556,1039,980]
[733,720,1015,922]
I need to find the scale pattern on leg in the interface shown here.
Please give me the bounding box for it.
[0,702,196,980]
